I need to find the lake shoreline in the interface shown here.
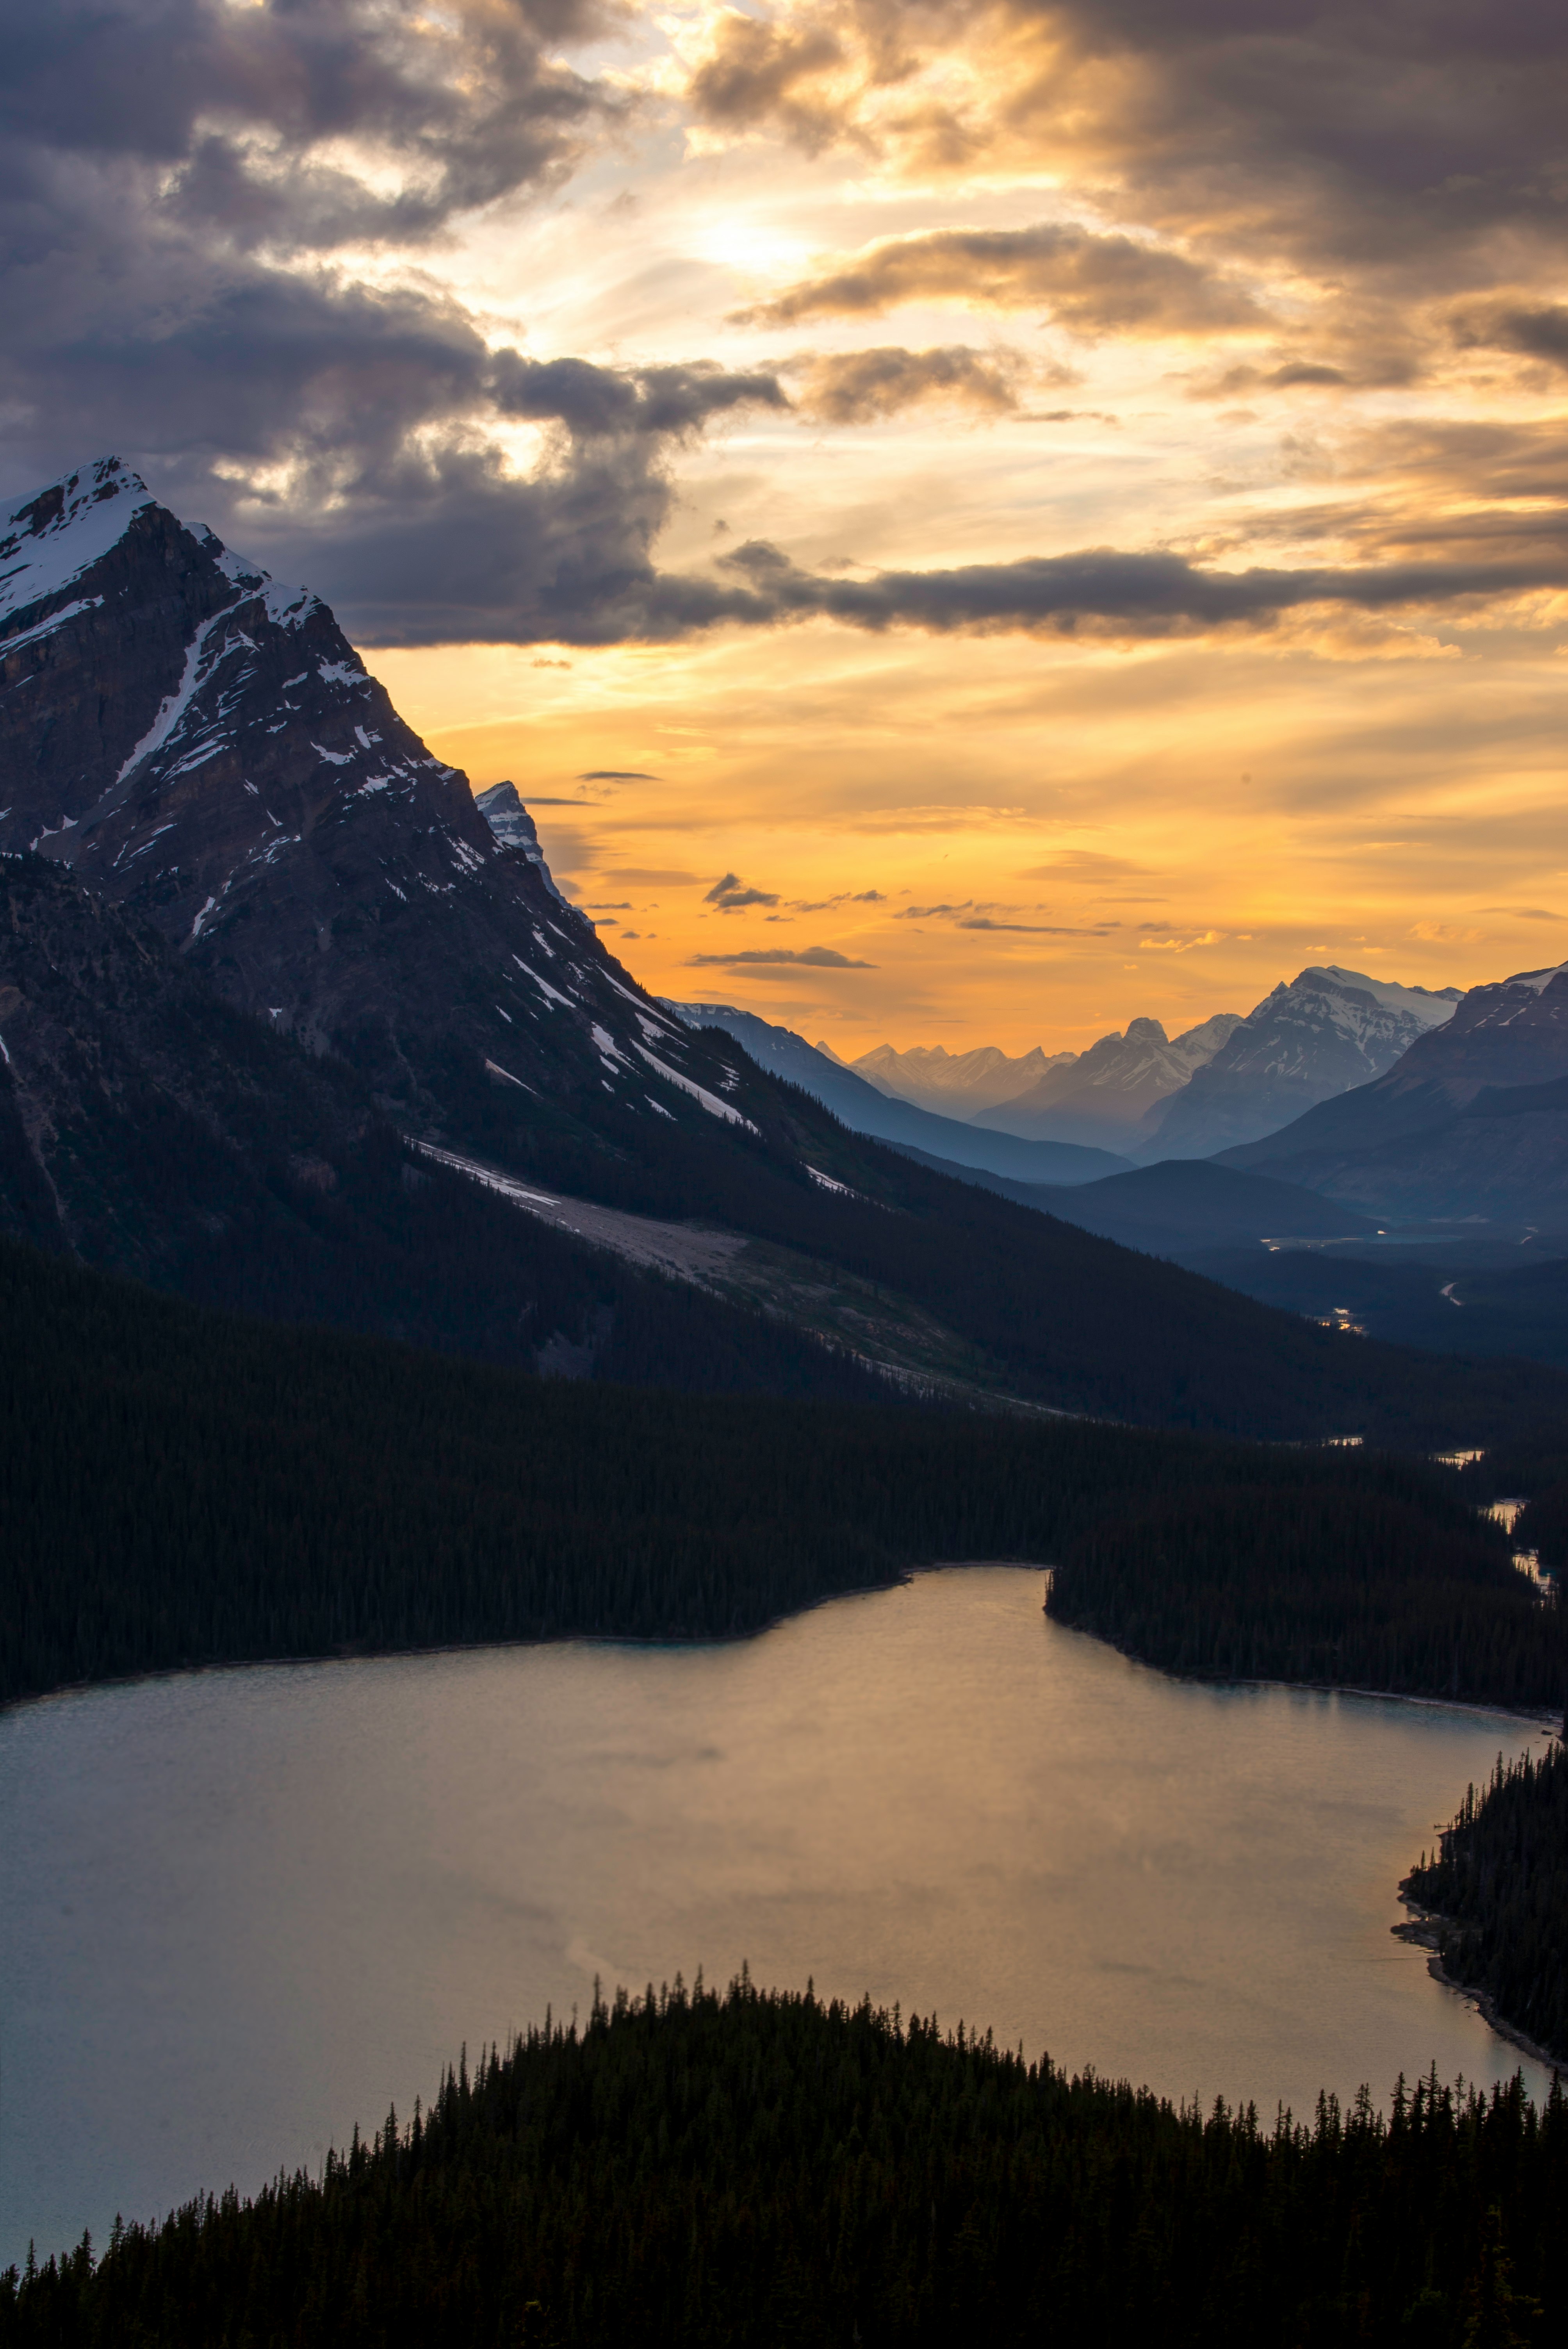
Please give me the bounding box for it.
[1392,1902,1564,2076]
[5,1560,1558,1736]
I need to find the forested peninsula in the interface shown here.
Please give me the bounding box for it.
[4,1978,1561,2348]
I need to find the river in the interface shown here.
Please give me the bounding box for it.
[0,1567,1554,2268]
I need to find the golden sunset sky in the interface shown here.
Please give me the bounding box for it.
[25,0,1564,1057]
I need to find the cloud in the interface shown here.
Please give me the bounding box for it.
[490,353,788,438]
[788,886,889,910]
[896,898,1108,933]
[0,0,798,648]
[705,871,781,910]
[686,536,1568,644]
[738,224,1263,336]
[958,916,1113,934]
[684,0,1568,289]
[579,769,661,780]
[686,10,850,154]
[688,946,877,967]
[790,344,1029,422]
[1140,930,1226,952]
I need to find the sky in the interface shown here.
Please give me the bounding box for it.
[6,0,1568,1053]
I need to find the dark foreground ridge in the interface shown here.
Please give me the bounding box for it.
[4,1978,1562,2348]
[1404,1742,1568,2065]
[3,1237,1559,1714]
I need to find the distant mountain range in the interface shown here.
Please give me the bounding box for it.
[849,968,1459,1158]
[969,1013,1243,1152]
[849,1040,1071,1117]
[664,1003,1130,1184]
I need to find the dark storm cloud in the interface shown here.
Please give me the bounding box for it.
[791,346,1027,422]
[741,225,1262,334]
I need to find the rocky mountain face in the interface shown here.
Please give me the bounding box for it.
[971,1013,1242,1151]
[850,1040,1070,1116]
[1219,962,1568,1221]
[0,458,760,1163]
[1140,967,1461,1161]
[665,1002,1130,1183]
[0,854,894,1396]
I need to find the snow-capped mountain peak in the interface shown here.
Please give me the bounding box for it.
[1140,965,1461,1159]
[0,457,153,632]
[0,457,785,1148]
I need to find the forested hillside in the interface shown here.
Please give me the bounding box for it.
[1404,1743,1568,2063]
[1046,1484,1563,1711]
[4,1239,1560,1714]
[4,1978,1561,2347]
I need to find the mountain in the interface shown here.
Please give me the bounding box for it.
[4,454,1563,1442]
[850,1039,1069,1116]
[1140,967,1461,1160]
[1217,962,1568,1223]
[664,1003,1131,1183]
[970,1013,1242,1150]
[0,854,893,1398]
[0,456,757,1148]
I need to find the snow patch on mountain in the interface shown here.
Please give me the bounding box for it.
[0,458,151,632]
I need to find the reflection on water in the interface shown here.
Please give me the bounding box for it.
[0,1568,1555,2267]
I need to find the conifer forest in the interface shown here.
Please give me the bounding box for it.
[2,1979,1561,2349]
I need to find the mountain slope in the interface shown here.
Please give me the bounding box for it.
[972,1014,1241,1149]
[1141,967,1461,1160]
[0,856,892,1399]
[665,1002,1131,1182]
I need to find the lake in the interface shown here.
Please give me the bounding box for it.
[0,1567,1555,2269]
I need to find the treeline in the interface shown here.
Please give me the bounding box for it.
[1404,1741,1568,2063]
[4,1238,1562,1715]
[4,1978,1562,2347]
[1046,1483,1564,1711]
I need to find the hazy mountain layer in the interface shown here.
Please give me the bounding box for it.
[666,1002,1130,1183]
[971,1013,1242,1150]
[850,1039,1070,1116]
